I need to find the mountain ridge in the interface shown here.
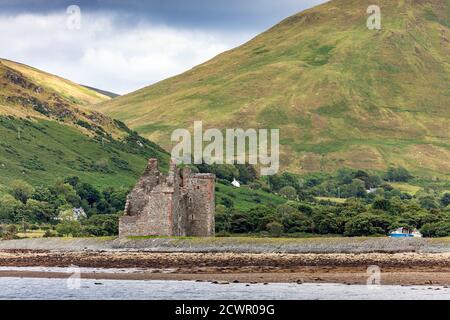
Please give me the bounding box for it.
[98,0,450,178]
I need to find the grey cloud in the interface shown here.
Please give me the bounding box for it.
[0,0,327,93]
[0,0,327,29]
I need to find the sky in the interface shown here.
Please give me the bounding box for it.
[0,0,326,94]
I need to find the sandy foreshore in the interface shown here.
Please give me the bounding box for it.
[0,250,449,286]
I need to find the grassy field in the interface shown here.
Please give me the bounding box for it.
[390,183,422,196]
[0,117,169,190]
[16,230,46,239]
[216,183,287,211]
[316,197,346,204]
[97,0,450,178]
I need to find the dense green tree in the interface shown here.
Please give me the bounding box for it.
[103,187,128,212]
[56,221,84,237]
[215,205,231,233]
[385,167,413,182]
[197,163,238,182]
[344,212,393,236]
[83,214,119,236]
[76,183,101,206]
[266,221,284,237]
[372,198,392,212]
[315,213,344,235]
[9,180,34,204]
[421,221,450,238]
[336,168,354,185]
[268,172,302,192]
[280,210,313,233]
[229,211,253,233]
[441,193,450,207]
[236,164,258,184]
[418,195,440,210]
[24,199,55,223]
[32,186,55,203]
[218,195,234,209]
[64,176,80,188]
[246,205,277,232]
[0,195,21,223]
[341,179,366,198]
[354,170,371,189]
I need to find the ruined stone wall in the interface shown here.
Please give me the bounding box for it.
[123,159,161,217]
[169,166,188,237]
[187,174,215,237]
[119,189,174,237]
[120,159,174,237]
[119,159,215,238]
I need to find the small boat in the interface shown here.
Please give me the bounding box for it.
[389,227,423,238]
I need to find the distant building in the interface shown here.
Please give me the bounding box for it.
[72,208,87,220]
[119,159,216,237]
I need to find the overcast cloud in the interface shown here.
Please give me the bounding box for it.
[0,0,326,94]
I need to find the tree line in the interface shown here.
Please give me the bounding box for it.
[1,165,449,238]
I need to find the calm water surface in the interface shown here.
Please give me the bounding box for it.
[0,277,449,300]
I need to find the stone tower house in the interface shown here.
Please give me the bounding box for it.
[119,159,215,237]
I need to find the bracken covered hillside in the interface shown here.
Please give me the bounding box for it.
[98,0,450,178]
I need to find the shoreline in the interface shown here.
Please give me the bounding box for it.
[0,269,449,286]
[1,250,449,286]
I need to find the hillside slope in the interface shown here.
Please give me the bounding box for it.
[1,59,110,106]
[98,0,450,177]
[0,59,169,190]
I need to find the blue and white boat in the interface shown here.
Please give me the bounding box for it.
[389,227,423,238]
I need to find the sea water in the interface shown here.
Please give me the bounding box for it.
[0,277,449,300]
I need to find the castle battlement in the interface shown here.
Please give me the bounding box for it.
[119,159,216,237]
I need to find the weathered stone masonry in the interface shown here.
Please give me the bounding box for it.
[119,159,215,237]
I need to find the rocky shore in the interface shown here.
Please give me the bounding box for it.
[0,238,449,286]
[1,236,450,253]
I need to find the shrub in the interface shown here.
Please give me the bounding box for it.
[56,221,84,237]
[441,193,450,207]
[421,222,450,238]
[229,211,253,234]
[385,167,413,182]
[83,214,119,236]
[248,182,262,190]
[267,221,284,237]
[43,229,58,238]
[9,180,34,204]
[344,212,393,237]
[2,225,18,240]
[279,186,297,200]
[219,195,234,209]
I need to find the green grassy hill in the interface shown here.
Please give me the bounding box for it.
[0,59,169,191]
[1,59,110,106]
[98,0,450,178]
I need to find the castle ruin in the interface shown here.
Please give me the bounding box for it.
[119,159,216,237]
